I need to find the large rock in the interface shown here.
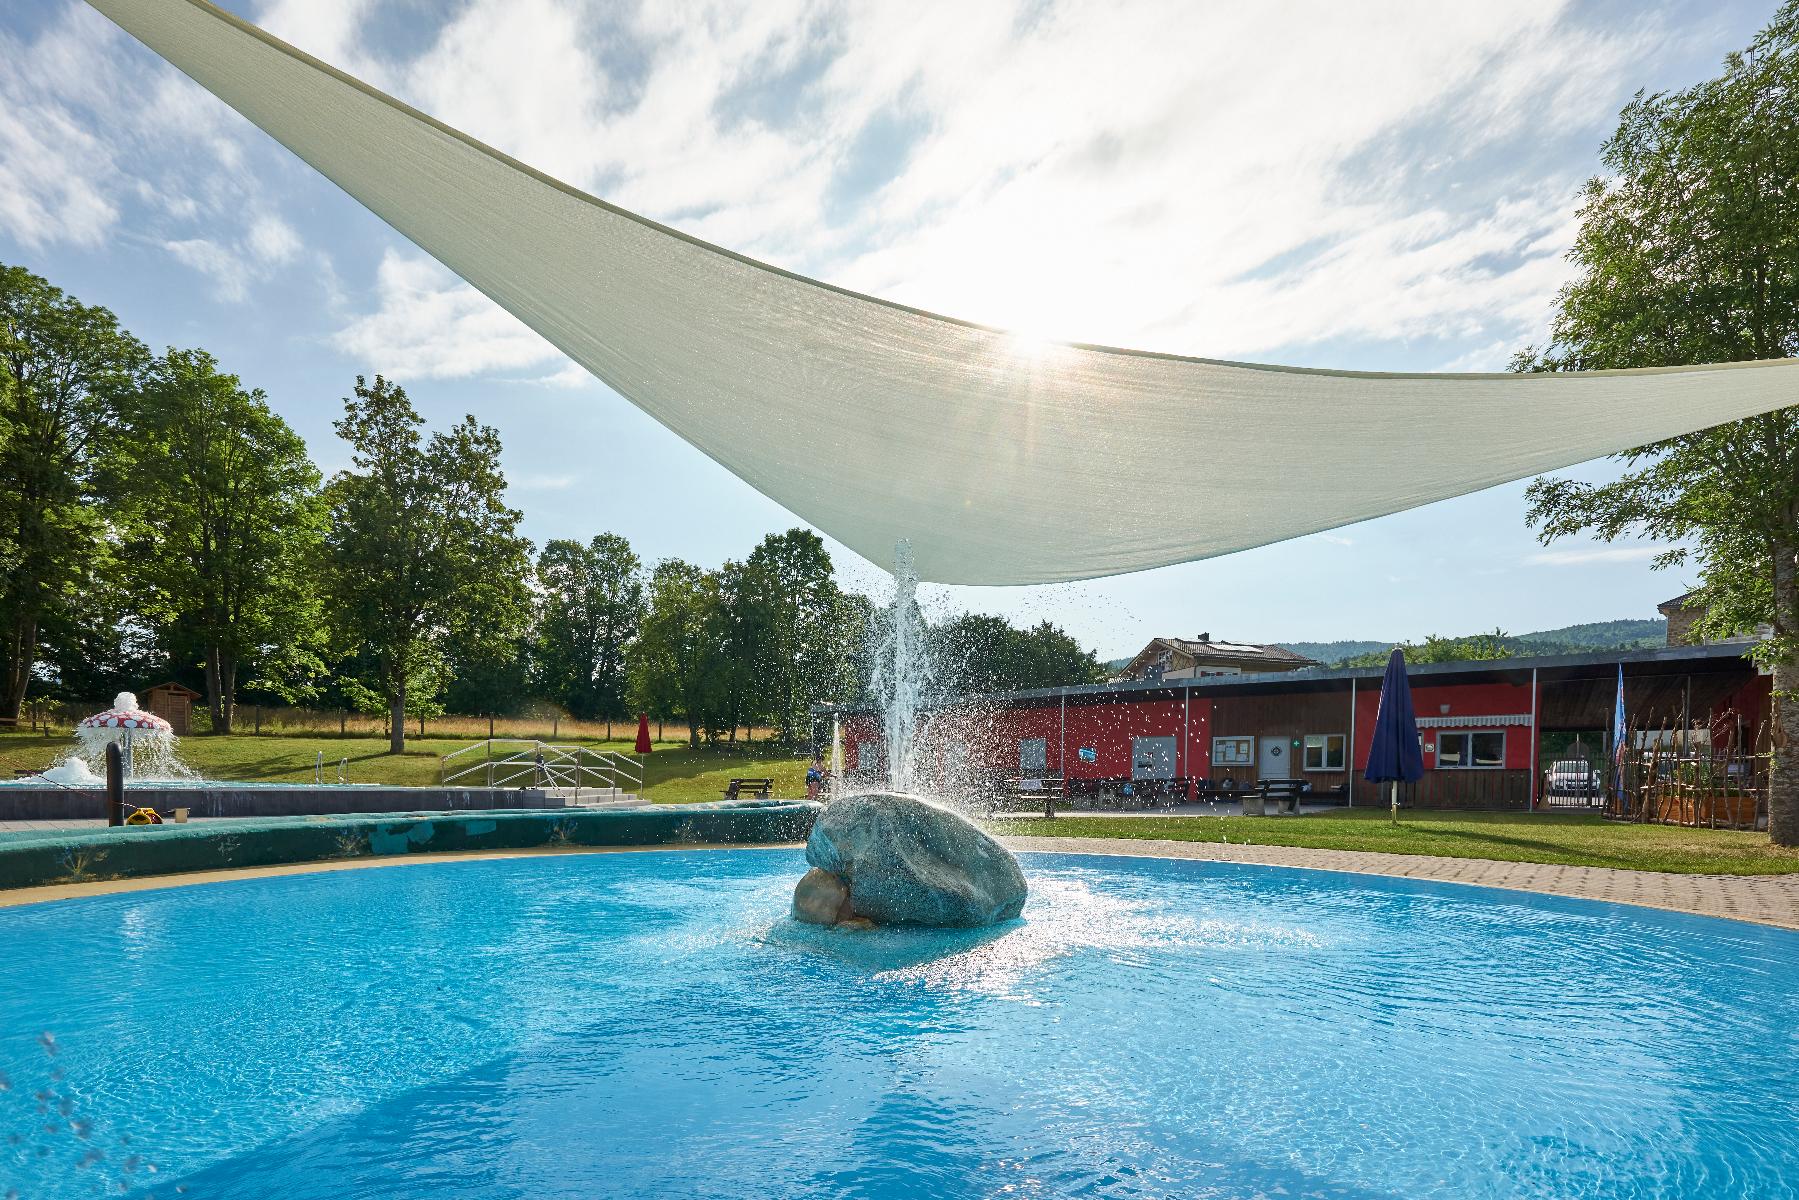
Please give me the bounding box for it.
[799,792,1027,928]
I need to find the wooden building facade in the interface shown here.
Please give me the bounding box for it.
[833,641,1768,811]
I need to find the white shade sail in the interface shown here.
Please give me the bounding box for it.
[90,0,1799,585]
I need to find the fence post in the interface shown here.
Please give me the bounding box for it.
[254,705,261,735]
[489,713,495,739]
[340,709,347,735]
[553,714,559,738]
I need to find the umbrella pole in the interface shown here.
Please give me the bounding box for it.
[1390,781,1397,825]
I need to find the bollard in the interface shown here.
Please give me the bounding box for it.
[105,742,125,827]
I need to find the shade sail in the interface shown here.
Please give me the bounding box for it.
[89,0,1799,585]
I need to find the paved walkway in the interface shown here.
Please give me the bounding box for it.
[1002,835,1799,931]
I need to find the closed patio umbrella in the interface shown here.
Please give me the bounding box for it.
[1365,649,1424,823]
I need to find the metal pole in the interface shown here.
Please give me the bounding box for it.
[1348,678,1356,807]
[1181,685,1190,802]
[1529,667,1540,811]
[1059,689,1067,788]
[105,742,124,827]
[1682,676,1691,757]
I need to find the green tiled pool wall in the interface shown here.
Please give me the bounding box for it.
[0,801,820,892]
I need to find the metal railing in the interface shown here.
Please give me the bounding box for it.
[438,738,644,798]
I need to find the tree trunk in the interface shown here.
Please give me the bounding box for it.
[389,684,407,755]
[1,615,36,721]
[207,647,238,734]
[1769,545,1798,847]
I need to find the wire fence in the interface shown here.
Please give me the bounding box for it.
[10,699,778,747]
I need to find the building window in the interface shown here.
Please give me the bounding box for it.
[1213,736,1253,766]
[1303,734,1345,771]
[1437,730,1505,769]
[1019,738,1048,777]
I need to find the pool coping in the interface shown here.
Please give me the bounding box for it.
[1000,835,1799,931]
[6,831,1796,932]
[0,842,805,909]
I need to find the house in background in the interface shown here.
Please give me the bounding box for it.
[1115,635,1318,682]
[1658,593,1700,645]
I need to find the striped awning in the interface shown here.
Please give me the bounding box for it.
[1415,714,1533,729]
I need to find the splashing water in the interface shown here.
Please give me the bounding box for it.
[58,692,194,782]
[869,540,932,792]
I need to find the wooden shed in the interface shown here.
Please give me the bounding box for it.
[144,682,202,736]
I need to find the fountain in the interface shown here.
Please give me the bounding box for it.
[57,693,190,782]
[793,542,1027,929]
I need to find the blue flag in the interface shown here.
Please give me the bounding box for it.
[1612,665,1627,796]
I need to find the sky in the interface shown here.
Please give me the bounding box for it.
[0,0,1777,658]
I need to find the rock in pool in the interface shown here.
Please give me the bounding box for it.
[793,792,1027,928]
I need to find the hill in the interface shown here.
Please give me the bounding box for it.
[1281,619,1666,666]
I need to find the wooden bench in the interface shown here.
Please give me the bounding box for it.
[724,777,774,800]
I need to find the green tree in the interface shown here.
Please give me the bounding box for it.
[932,612,1106,693]
[628,559,714,746]
[1513,5,1799,843]
[0,263,147,717]
[322,375,532,753]
[745,529,855,744]
[113,348,325,730]
[532,534,643,720]
[1340,631,1514,669]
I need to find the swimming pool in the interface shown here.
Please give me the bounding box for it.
[2,850,1794,1199]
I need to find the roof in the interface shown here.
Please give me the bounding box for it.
[1657,592,1695,613]
[1151,637,1318,666]
[820,637,1763,715]
[145,681,202,698]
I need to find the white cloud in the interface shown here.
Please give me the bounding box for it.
[1525,545,1666,567]
[270,0,1671,379]
[331,248,572,380]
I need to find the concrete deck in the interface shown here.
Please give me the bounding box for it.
[1002,835,1799,930]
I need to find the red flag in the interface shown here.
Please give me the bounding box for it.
[634,713,652,755]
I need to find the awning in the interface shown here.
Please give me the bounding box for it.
[88,0,1799,585]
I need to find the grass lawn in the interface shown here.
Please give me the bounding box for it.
[991,810,1799,876]
[0,729,809,806]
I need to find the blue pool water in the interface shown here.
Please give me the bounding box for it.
[1,850,1795,1199]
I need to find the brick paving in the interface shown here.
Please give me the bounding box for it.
[1003,835,1799,931]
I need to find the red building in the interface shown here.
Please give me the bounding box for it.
[833,641,1768,811]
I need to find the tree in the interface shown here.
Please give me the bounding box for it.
[1339,631,1514,669]
[0,263,147,717]
[532,534,643,720]
[745,529,855,744]
[933,612,1106,693]
[628,559,714,746]
[1514,5,1799,843]
[113,349,325,730]
[322,375,532,753]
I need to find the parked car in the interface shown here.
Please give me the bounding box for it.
[1544,759,1602,800]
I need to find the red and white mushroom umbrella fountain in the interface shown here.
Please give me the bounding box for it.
[72,692,183,779]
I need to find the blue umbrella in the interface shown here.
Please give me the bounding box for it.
[1364,648,1424,822]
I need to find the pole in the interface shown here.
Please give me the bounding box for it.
[105,742,124,827]
[1390,780,1397,825]
[1529,667,1540,811]
[1348,678,1357,808]
[1181,685,1191,802]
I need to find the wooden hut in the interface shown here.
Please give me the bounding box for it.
[144,682,202,736]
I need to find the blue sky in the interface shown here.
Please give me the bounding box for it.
[0,0,1775,657]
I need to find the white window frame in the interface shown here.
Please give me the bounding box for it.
[1303,733,1346,772]
[1212,736,1254,766]
[1436,729,1506,770]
